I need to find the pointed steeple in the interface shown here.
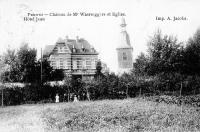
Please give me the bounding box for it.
[117,18,132,48]
[120,17,127,27]
[116,18,133,74]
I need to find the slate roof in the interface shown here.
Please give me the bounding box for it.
[117,18,133,49]
[43,37,98,56]
[43,45,54,56]
[117,31,132,49]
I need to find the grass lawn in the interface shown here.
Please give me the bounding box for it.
[0,98,200,132]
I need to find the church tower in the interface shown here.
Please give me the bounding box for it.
[116,18,133,74]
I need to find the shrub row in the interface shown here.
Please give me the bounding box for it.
[0,85,66,106]
[145,94,200,107]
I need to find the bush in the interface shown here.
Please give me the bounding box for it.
[0,84,67,106]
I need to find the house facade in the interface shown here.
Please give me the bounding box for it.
[43,36,99,80]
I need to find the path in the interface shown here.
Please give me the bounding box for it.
[0,105,47,132]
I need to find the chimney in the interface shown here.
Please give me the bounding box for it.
[81,43,85,52]
[76,36,79,42]
[65,35,69,41]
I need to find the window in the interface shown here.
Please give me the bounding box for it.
[123,52,127,60]
[51,61,56,67]
[65,60,71,69]
[77,59,82,69]
[58,46,65,53]
[86,60,91,69]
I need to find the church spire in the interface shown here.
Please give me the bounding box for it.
[120,17,127,27]
[117,17,132,48]
[120,17,127,32]
[116,18,133,74]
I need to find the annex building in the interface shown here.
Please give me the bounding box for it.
[43,36,99,80]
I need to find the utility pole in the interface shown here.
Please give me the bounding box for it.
[41,48,43,84]
[180,78,183,130]
[1,88,3,107]
[38,48,43,102]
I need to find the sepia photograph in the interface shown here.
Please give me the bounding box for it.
[0,0,200,131]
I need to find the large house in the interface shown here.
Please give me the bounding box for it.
[43,36,99,80]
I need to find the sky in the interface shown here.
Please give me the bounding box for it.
[0,0,200,72]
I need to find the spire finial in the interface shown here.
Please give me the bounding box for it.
[120,17,127,27]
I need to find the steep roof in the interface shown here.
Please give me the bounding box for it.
[43,45,55,56]
[43,37,98,56]
[117,18,133,49]
[117,31,132,49]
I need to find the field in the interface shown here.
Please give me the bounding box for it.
[0,98,200,132]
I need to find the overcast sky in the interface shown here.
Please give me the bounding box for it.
[0,0,200,72]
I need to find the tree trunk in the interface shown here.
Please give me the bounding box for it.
[139,87,142,97]
[180,81,182,97]
[126,85,129,98]
[86,87,90,101]
[68,87,70,102]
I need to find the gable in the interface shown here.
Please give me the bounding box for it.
[52,42,71,54]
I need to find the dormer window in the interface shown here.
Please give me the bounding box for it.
[82,48,85,52]
[81,44,85,52]
[72,44,76,53]
[57,46,62,53]
[73,48,76,53]
[91,47,95,53]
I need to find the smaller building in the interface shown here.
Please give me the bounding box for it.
[43,36,99,80]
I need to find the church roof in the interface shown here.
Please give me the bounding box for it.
[43,37,98,56]
[117,31,133,49]
[117,18,133,49]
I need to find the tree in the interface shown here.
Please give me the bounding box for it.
[63,76,71,101]
[51,69,65,81]
[133,30,186,94]
[184,28,200,76]
[94,60,104,80]
[146,30,184,75]
[17,43,37,83]
[2,49,20,82]
[133,52,149,77]
[0,57,7,107]
[119,73,135,98]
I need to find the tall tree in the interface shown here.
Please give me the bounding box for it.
[146,30,184,75]
[184,28,200,76]
[17,43,37,83]
[2,49,20,82]
[133,52,149,77]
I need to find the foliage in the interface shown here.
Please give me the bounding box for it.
[17,43,37,83]
[184,29,200,75]
[1,49,21,82]
[146,30,184,75]
[1,43,64,84]
[133,53,149,77]
[0,84,67,106]
[3,28,200,106]
[51,69,65,81]
[133,30,189,94]
[94,60,104,80]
